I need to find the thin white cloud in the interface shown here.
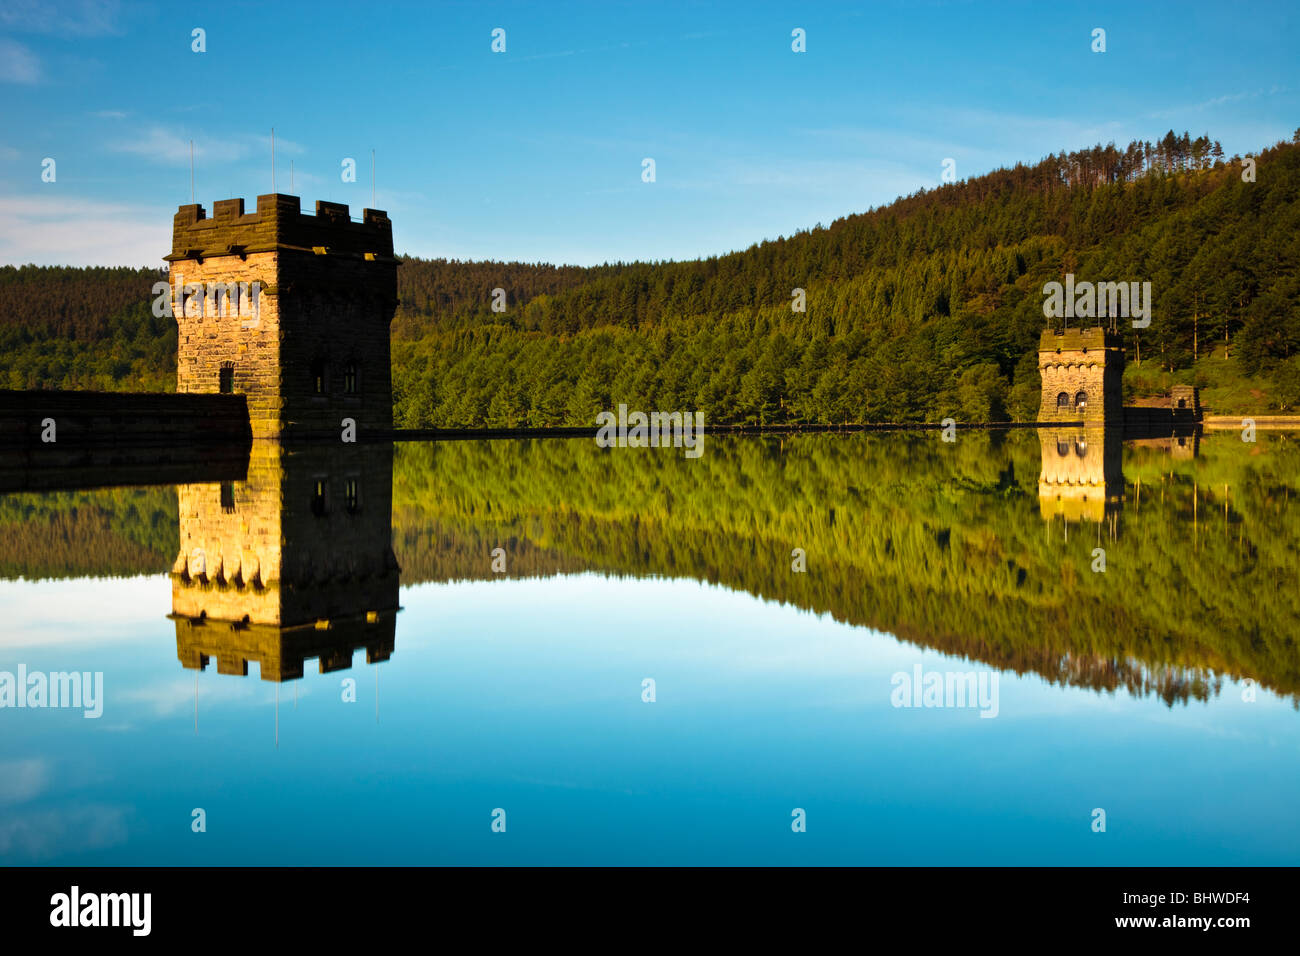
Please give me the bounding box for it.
[940,107,1128,149]
[717,157,923,198]
[0,803,129,861]
[1146,87,1289,120]
[0,0,121,36]
[120,675,262,717]
[107,127,305,167]
[515,49,576,63]
[0,758,50,805]
[0,576,167,646]
[109,127,245,165]
[250,131,305,155]
[0,195,167,267]
[286,168,325,190]
[0,38,41,84]
[90,109,127,119]
[511,39,637,64]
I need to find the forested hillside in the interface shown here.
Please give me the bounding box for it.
[3,130,1297,424]
[391,131,1300,425]
[0,265,175,392]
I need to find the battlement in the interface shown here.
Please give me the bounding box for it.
[166,194,394,262]
[173,611,397,682]
[1038,328,1125,353]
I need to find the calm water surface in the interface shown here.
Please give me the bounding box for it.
[2,431,1298,864]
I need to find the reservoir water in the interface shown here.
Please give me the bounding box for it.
[2,430,1297,864]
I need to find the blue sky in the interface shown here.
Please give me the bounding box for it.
[0,0,1296,267]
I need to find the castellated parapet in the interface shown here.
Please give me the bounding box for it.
[165,195,397,440]
[1038,327,1124,424]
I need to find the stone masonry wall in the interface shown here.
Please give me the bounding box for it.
[1038,328,1124,424]
[0,390,249,446]
[172,251,282,438]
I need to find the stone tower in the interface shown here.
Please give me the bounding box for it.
[170,442,400,681]
[165,194,397,440]
[1037,327,1124,423]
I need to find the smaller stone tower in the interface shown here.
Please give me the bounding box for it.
[1038,327,1124,423]
[1169,385,1200,418]
[166,194,397,440]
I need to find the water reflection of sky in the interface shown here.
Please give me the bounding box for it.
[2,573,1297,865]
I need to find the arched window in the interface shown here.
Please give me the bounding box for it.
[1075,390,1088,410]
[1075,439,1088,457]
[344,361,358,395]
[219,362,234,394]
[1177,398,1187,408]
[311,359,327,396]
[1056,440,1070,457]
[1056,392,1071,409]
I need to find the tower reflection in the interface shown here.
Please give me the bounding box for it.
[1037,426,1124,523]
[169,442,400,681]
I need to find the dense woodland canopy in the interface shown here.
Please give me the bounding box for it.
[2,130,1298,422]
[0,265,173,392]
